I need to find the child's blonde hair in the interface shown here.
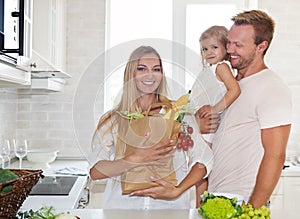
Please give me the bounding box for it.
[199,25,229,66]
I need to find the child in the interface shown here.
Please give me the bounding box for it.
[192,25,240,145]
[191,25,240,207]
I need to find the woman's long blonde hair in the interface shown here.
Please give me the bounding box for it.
[94,46,171,158]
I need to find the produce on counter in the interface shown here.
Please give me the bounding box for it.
[0,168,19,195]
[199,191,242,219]
[17,206,80,219]
[198,191,271,219]
[56,212,79,219]
[237,203,271,219]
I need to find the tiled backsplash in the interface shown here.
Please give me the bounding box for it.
[0,89,18,140]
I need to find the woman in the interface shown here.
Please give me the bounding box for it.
[89,46,213,209]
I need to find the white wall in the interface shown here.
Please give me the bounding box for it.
[259,0,300,155]
[0,89,18,141]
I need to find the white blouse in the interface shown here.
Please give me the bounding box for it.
[88,113,213,209]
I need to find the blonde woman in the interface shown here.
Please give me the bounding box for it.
[89,46,213,209]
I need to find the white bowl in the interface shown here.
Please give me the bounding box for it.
[26,149,59,169]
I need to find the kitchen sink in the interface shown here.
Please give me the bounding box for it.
[29,176,78,196]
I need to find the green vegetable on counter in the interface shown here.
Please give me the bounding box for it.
[17,206,79,219]
[17,206,57,219]
[0,168,18,195]
[198,191,243,219]
[198,192,271,219]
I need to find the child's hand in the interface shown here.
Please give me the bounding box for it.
[198,105,214,118]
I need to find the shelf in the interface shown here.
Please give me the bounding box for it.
[29,50,71,79]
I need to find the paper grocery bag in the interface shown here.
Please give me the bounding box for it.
[121,107,181,195]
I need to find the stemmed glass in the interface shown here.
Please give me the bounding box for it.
[13,139,28,169]
[0,139,10,169]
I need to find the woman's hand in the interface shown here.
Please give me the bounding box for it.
[129,176,180,199]
[124,132,176,166]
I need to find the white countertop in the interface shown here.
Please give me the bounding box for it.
[9,158,89,211]
[281,164,300,177]
[9,158,300,217]
[53,208,298,219]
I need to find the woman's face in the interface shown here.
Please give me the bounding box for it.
[134,53,163,95]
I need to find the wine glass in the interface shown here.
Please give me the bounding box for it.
[0,139,10,168]
[13,139,28,169]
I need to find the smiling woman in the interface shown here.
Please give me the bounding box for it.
[88,45,213,209]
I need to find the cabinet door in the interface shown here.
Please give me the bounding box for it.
[32,0,66,71]
[270,177,284,209]
[23,0,33,60]
[283,177,300,211]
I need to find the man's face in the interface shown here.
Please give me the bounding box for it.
[227,24,257,73]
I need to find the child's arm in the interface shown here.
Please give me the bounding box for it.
[195,178,208,208]
[199,62,240,118]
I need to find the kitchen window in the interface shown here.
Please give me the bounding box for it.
[104,0,249,111]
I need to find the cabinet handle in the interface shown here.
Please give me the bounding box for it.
[30,62,37,68]
[11,11,20,17]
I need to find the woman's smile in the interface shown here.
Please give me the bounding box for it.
[135,53,163,95]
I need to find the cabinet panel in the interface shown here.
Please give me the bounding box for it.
[269,195,283,210]
[270,177,284,209]
[283,177,300,211]
[32,0,66,72]
[273,177,283,195]
[0,62,30,86]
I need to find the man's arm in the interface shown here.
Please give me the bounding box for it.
[248,124,291,208]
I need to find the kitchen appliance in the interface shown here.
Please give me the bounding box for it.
[29,176,78,196]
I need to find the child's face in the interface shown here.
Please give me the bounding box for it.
[201,36,227,65]
[134,53,163,95]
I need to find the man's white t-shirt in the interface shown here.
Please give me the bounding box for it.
[207,69,292,201]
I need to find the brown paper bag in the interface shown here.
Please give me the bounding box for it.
[121,103,181,194]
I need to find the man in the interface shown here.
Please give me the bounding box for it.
[126,10,292,209]
[200,10,292,208]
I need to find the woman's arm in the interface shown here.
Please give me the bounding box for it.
[129,162,207,199]
[90,136,176,180]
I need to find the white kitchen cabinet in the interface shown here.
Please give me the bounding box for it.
[85,179,106,209]
[269,177,284,209]
[0,62,31,86]
[270,166,300,211]
[283,176,300,211]
[31,0,67,73]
